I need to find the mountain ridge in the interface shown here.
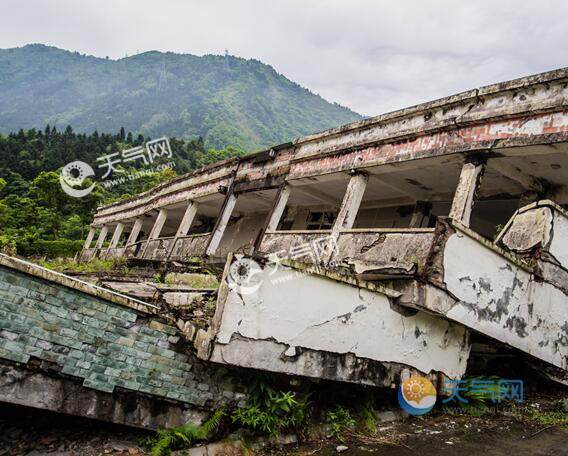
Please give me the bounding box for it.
[0,44,362,151]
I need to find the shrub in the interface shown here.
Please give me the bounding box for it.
[141,407,226,456]
[325,405,355,441]
[232,381,311,437]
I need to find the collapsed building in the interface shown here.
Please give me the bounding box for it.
[1,68,567,428]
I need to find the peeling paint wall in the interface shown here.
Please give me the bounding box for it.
[211,260,470,384]
[442,230,568,369]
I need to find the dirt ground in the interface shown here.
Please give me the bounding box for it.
[0,393,566,456]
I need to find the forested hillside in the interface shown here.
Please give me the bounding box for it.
[0,44,361,152]
[0,126,243,257]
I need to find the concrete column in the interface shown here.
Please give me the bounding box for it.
[109,223,125,248]
[266,185,290,232]
[166,202,199,260]
[332,173,368,234]
[148,209,168,240]
[83,227,96,250]
[175,202,199,237]
[141,209,168,257]
[94,226,109,249]
[126,219,143,245]
[206,193,238,256]
[449,158,486,227]
[409,201,432,228]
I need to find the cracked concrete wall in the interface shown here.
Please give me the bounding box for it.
[210,260,470,385]
[442,229,568,369]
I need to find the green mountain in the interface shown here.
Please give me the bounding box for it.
[0,44,361,151]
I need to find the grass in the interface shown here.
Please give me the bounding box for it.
[526,401,568,429]
[140,407,226,456]
[39,256,130,274]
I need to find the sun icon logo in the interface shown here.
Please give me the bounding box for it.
[398,374,437,416]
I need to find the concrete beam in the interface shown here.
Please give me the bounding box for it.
[148,209,168,240]
[126,219,143,245]
[109,223,125,248]
[449,158,486,227]
[94,226,109,249]
[206,193,238,256]
[176,202,199,237]
[265,185,291,232]
[83,227,96,250]
[332,173,368,234]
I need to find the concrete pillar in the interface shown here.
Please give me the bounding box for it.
[176,202,199,237]
[266,185,290,232]
[166,202,199,260]
[332,173,368,235]
[148,209,168,240]
[449,158,486,227]
[83,227,96,250]
[409,201,432,228]
[206,193,238,256]
[109,223,125,248]
[126,219,143,245]
[94,226,109,249]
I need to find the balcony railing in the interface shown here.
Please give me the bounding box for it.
[259,227,436,277]
[169,233,210,261]
[142,237,176,260]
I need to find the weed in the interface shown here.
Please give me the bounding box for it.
[527,401,568,429]
[39,256,130,274]
[358,400,377,434]
[232,380,311,437]
[140,407,226,456]
[326,405,355,441]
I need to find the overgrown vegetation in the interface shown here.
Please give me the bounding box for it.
[326,405,356,441]
[0,127,244,258]
[526,400,568,429]
[232,380,311,437]
[140,407,227,456]
[38,256,130,274]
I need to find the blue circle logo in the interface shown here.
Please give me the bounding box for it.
[398,375,437,416]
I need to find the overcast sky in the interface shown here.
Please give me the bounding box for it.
[1,1,567,116]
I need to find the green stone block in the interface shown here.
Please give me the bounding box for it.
[114,309,137,322]
[83,378,115,393]
[114,378,141,391]
[133,340,149,351]
[68,349,85,360]
[41,350,67,364]
[1,350,30,364]
[59,328,79,339]
[104,367,121,378]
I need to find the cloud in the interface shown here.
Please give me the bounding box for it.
[1,0,567,116]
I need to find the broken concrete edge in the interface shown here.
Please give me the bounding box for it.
[0,253,160,314]
[448,219,533,273]
[495,200,568,253]
[91,68,568,223]
[293,67,568,148]
[209,332,453,388]
[494,199,568,246]
[196,253,403,363]
[95,159,237,214]
[0,359,209,431]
